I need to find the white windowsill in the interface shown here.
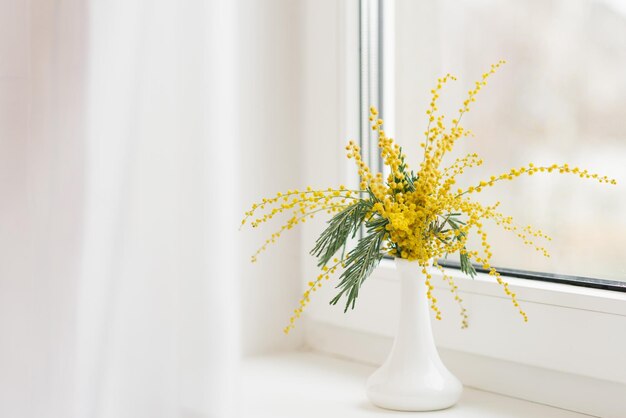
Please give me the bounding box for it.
[241,350,592,418]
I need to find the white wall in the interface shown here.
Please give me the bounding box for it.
[299,0,358,335]
[236,0,308,355]
[238,0,355,355]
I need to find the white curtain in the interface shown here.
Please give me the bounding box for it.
[0,1,239,417]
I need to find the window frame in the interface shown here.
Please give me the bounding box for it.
[359,0,626,293]
[301,2,626,416]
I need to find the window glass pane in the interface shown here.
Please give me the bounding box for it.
[393,0,626,281]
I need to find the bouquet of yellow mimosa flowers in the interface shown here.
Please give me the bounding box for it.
[241,61,616,334]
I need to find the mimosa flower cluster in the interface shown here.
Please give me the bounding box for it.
[242,61,617,334]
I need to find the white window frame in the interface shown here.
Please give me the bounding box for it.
[302,1,626,416]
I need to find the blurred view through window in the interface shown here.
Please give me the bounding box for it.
[392,0,626,281]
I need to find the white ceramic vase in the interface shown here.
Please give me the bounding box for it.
[366,258,463,411]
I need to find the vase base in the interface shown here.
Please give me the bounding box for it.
[365,349,463,411]
[366,386,462,412]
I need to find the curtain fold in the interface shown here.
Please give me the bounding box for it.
[1,1,239,417]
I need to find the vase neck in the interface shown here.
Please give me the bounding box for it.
[394,259,436,349]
